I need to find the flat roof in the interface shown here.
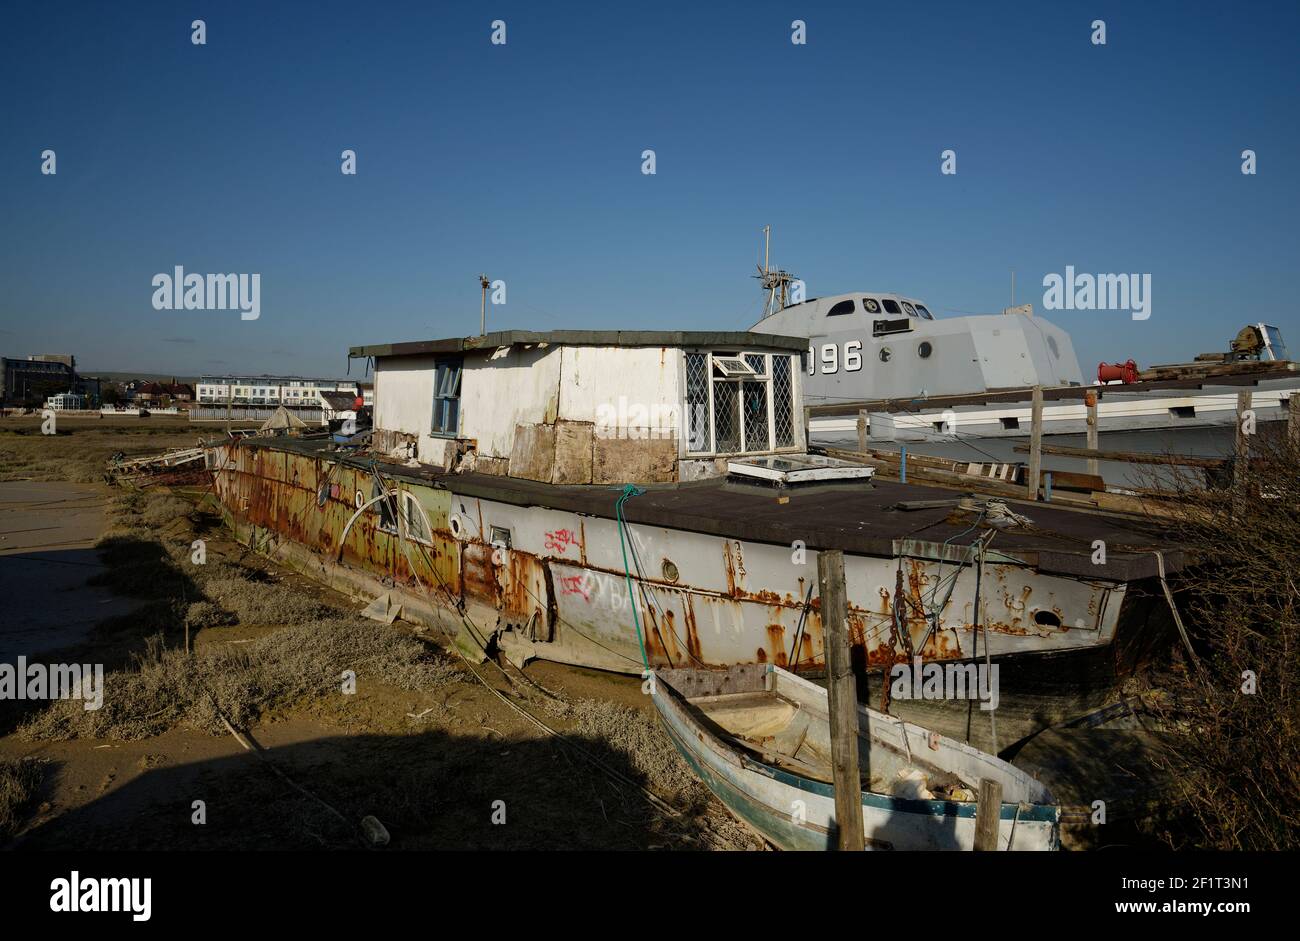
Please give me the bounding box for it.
[348,329,808,359]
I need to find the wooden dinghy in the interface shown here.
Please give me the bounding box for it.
[653,664,1059,850]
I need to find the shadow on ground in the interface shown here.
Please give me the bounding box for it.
[13,725,720,851]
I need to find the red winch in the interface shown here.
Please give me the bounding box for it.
[1097,359,1139,384]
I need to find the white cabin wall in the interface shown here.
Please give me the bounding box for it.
[373,354,439,456]
[556,345,681,432]
[460,345,563,460]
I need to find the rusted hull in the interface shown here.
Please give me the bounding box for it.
[210,440,1166,727]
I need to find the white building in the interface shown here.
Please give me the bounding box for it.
[44,392,88,410]
[348,330,807,483]
[196,375,359,407]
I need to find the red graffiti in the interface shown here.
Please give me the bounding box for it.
[560,575,591,601]
[545,529,579,553]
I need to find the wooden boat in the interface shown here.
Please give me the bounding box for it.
[653,664,1059,850]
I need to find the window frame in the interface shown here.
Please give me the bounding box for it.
[430,356,463,438]
[684,349,800,458]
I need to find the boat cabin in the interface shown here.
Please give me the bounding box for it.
[348,329,809,484]
[751,292,1084,403]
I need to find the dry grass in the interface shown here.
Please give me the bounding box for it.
[20,622,459,742]
[0,758,45,841]
[0,417,199,483]
[1138,427,1300,849]
[547,697,705,799]
[22,484,458,741]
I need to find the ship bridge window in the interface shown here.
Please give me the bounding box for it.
[881,299,903,314]
[914,304,934,320]
[685,351,798,456]
[825,299,856,317]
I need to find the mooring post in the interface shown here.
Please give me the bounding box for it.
[1085,389,1099,477]
[899,445,907,484]
[1027,386,1043,500]
[817,548,865,851]
[1235,389,1252,489]
[856,409,868,453]
[974,778,1003,851]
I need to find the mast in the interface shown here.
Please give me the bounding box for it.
[754,225,798,319]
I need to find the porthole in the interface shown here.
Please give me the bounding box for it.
[863,298,881,314]
[918,341,933,359]
[662,558,680,583]
[879,347,892,363]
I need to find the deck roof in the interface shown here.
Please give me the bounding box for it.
[349,329,808,359]
[236,435,1183,581]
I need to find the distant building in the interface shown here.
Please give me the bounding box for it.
[136,381,194,403]
[44,392,88,410]
[196,375,358,407]
[1,355,100,407]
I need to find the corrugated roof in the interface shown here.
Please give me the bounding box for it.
[348,329,807,359]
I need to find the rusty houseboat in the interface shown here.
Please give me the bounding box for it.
[209,329,1183,744]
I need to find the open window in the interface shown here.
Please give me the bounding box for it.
[431,357,462,436]
[685,351,798,456]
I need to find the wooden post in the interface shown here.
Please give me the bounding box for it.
[1085,390,1099,477]
[817,549,864,851]
[1289,394,1299,448]
[974,778,1003,851]
[1235,389,1252,489]
[1026,386,1043,500]
[856,410,868,453]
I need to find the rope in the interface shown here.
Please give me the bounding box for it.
[615,484,650,670]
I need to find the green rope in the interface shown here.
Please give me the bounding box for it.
[615,484,649,670]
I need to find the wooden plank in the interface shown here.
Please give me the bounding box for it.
[817,549,864,851]
[1040,469,1105,492]
[974,778,1003,851]
[1027,386,1043,501]
[1290,393,1300,447]
[1085,390,1099,477]
[1235,389,1252,489]
[1012,442,1226,468]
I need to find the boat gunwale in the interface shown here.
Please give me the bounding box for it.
[654,666,1060,824]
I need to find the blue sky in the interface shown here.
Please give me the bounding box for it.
[1,1,1297,378]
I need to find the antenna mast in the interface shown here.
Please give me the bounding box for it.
[478,274,490,335]
[754,225,798,318]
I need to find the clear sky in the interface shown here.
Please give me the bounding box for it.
[2,1,1297,379]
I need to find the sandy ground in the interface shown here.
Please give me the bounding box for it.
[0,481,140,660]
